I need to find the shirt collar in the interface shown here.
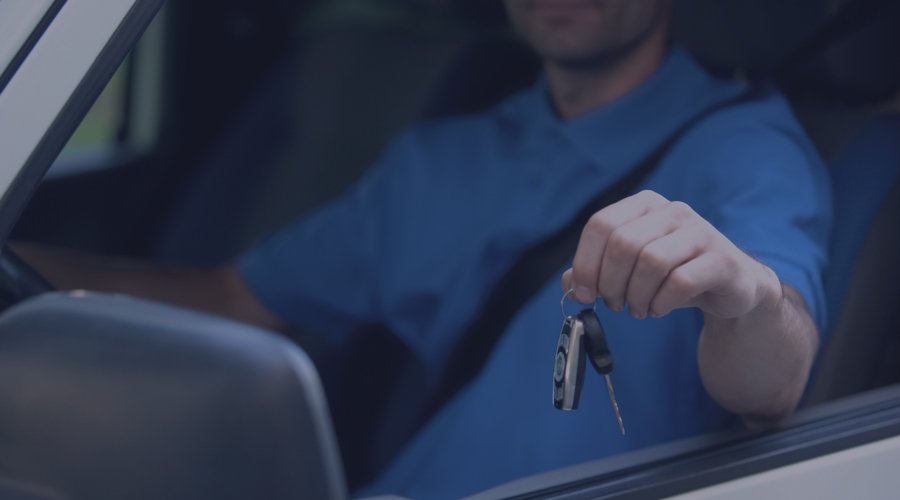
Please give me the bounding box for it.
[521,47,749,176]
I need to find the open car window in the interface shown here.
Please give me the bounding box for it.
[1,0,900,499]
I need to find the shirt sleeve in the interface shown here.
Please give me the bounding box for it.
[668,106,832,333]
[237,135,411,344]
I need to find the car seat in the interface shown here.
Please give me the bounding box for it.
[805,117,900,403]
[776,0,900,404]
[676,0,900,405]
[154,0,524,265]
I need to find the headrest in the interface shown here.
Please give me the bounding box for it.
[672,0,900,105]
[780,0,900,105]
[304,0,507,28]
[671,0,831,73]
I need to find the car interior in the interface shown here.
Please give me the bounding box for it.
[1,0,899,498]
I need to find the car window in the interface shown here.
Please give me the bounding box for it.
[49,8,166,179]
[4,0,900,498]
[0,0,162,243]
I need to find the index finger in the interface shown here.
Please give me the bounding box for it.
[569,190,669,304]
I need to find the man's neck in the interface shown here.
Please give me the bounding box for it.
[545,36,668,120]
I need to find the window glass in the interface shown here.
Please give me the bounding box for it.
[59,60,128,156]
[48,7,165,178]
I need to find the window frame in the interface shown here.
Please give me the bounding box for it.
[468,386,900,499]
[0,0,164,244]
[49,6,167,179]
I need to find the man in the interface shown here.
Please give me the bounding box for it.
[20,0,830,497]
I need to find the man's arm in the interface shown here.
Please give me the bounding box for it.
[698,280,817,424]
[11,243,287,332]
[563,190,819,423]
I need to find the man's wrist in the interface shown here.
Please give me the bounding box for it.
[702,259,784,331]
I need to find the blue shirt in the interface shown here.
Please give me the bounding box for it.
[239,48,831,498]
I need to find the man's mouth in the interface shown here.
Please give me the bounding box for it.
[530,0,598,12]
[528,0,601,19]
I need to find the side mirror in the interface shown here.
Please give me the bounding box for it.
[0,292,346,500]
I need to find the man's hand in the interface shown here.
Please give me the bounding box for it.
[561,190,819,423]
[561,190,780,320]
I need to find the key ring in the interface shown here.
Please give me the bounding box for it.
[560,288,598,319]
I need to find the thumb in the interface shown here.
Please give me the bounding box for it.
[561,268,574,292]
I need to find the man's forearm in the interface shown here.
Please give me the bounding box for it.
[12,243,285,332]
[698,272,819,423]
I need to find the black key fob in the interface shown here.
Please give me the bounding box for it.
[553,315,586,410]
[579,308,613,375]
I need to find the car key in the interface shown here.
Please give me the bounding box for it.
[579,308,626,435]
[552,313,586,410]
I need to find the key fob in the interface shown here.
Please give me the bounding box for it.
[553,315,586,410]
[579,308,613,375]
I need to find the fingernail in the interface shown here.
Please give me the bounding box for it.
[575,286,594,303]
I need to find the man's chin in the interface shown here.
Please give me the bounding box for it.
[528,0,608,30]
[541,44,638,72]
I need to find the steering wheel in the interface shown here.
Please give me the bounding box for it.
[0,246,54,307]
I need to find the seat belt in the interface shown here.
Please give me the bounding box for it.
[435,84,765,410]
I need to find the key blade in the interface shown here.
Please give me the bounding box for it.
[604,374,625,436]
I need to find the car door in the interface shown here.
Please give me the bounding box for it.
[1,1,900,500]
